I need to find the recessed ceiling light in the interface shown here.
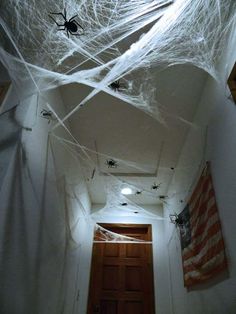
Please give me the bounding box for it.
[121,187,132,195]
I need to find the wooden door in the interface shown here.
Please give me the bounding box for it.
[87,224,155,314]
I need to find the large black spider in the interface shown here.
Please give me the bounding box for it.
[49,8,84,38]
[109,80,126,92]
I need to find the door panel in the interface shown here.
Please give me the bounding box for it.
[100,300,118,314]
[125,266,142,291]
[126,243,143,257]
[124,301,143,314]
[103,266,119,290]
[104,243,119,257]
[88,224,155,314]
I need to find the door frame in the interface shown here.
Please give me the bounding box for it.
[94,223,153,241]
[87,223,155,313]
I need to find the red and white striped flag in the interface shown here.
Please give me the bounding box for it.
[178,162,228,287]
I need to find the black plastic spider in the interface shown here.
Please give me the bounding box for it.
[151,183,161,190]
[49,8,84,38]
[169,213,184,227]
[40,109,53,123]
[109,80,126,92]
[106,159,118,168]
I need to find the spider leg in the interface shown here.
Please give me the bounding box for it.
[119,83,126,89]
[69,14,78,22]
[49,15,65,27]
[49,15,60,26]
[68,30,76,36]
[49,12,66,21]
[68,30,81,37]
[67,29,70,38]
[64,8,67,20]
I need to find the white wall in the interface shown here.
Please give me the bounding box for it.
[164,27,236,314]
[0,81,91,314]
[77,207,172,314]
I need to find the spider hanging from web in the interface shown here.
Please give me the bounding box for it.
[106,159,118,168]
[49,8,84,38]
[109,79,126,92]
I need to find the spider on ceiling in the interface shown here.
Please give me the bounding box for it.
[49,8,84,38]
[109,79,126,92]
[106,159,118,168]
[151,183,161,190]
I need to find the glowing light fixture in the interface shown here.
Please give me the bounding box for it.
[121,187,132,195]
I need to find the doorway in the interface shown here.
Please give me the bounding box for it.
[87,223,155,314]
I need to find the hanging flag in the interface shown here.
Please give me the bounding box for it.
[178,162,228,287]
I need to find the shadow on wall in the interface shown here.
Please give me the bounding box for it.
[0,136,79,314]
[0,143,35,313]
[0,106,22,189]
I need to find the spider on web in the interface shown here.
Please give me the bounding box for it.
[40,109,54,124]
[169,213,184,227]
[151,183,161,190]
[49,8,84,38]
[106,159,118,168]
[109,80,126,92]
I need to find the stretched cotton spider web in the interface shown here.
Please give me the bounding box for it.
[0,4,234,203]
[49,136,158,246]
[0,0,235,119]
[0,1,236,312]
[94,224,152,243]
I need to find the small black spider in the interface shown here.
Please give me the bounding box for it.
[40,109,53,123]
[49,8,84,38]
[109,80,126,92]
[106,159,118,168]
[151,183,161,190]
[169,213,183,227]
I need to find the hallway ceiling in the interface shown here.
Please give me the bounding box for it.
[60,64,207,207]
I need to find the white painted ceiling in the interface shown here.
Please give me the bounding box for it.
[60,64,208,206]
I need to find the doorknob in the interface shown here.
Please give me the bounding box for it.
[93,304,100,313]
